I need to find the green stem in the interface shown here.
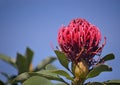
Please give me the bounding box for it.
[72,77,84,85]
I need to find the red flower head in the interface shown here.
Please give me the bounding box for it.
[57,18,106,67]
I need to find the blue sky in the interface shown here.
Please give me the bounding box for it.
[0,0,120,83]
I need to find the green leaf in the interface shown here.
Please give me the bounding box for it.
[0,54,16,68]
[25,47,34,70]
[22,76,53,85]
[54,50,69,71]
[99,53,115,63]
[86,82,104,85]
[104,80,120,85]
[53,83,67,85]
[16,47,34,73]
[45,64,57,70]
[0,72,10,79]
[35,57,56,71]
[36,70,67,83]
[16,53,28,74]
[86,64,112,79]
[51,70,73,81]
[71,62,76,76]
[0,80,5,85]
[12,70,67,84]
[11,72,31,83]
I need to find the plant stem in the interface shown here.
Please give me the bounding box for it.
[72,77,84,85]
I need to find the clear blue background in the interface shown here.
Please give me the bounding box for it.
[0,0,120,83]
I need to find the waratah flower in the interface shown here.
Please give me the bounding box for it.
[57,18,106,67]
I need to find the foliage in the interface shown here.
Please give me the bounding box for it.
[0,47,57,85]
[0,48,120,85]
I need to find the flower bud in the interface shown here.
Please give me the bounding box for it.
[74,59,89,79]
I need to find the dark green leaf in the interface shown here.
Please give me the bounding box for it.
[22,76,53,85]
[0,80,5,85]
[86,64,112,79]
[36,70,67,83]
[99,53,115,63]
[16,53,28,74]
[35,57,56,71]
[54,50,69,71]
[71,62,76,76]
[12,70,67,84]
[25,47,34,71]
[0,54,16,68]
[51,70,73,81]
[0,72,10,79]
[86,82,104,85]
[104,80,120,85]
[16,48,34,73]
